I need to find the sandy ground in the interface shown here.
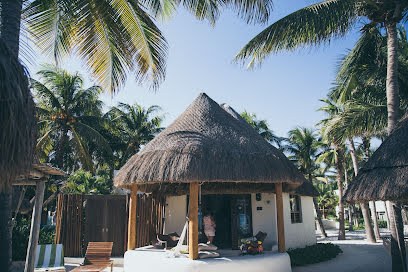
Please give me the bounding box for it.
[12,228,394,272]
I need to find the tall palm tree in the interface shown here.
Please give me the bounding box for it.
[235,3,408,265]
[34,66,113,173]
[286,127,327,238]
[107,103,163,167]
[316,141,346,240]
[240,111,284,149]
[1,0,274,269]
[0,2,37,267]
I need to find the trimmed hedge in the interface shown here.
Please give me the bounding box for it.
[287,243,342,267]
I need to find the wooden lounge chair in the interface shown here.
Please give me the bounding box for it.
[72,242,113,272]
[34,244,66,272]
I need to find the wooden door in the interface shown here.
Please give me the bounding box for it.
[84,195,127,256]
[105,196,127,256]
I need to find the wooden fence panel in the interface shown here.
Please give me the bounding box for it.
[56,193,165,256]
[55,194,83,256]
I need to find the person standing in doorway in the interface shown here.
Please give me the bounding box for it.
[203,212,216,244]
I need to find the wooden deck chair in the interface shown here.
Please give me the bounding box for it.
[34,244,66,272]
[72,242,113,272]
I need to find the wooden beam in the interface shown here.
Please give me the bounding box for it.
[24,180,46,272]
[188,182,199,260]
[127,185,138,250]
[276,183,286,253]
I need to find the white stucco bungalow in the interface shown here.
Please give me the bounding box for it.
[114,93,318,272]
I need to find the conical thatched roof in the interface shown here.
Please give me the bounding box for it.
[344,114,408,203]
[114,93,306,194]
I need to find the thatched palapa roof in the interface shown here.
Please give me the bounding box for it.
[344,114,408,203]
[114,93,307,195]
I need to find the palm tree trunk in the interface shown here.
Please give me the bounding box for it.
[386,20,407,272]
[0,1,24,270]
[384,201,391,230]
[344,164,354,231]
[335,146,345,240]
[0,185,13,270]
[348,137,375,241]
[0,0,23,56]
[57,128,69,170]
[309,174,327,238]
[313,197,328,238]
[361,202,376,243]
[370,201,381,240]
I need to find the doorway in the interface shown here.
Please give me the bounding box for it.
[200,194,252,249]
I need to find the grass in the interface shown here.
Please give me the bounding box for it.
[287,243,342,267]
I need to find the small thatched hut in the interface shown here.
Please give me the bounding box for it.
[114,93,317,261]
[343,114,408,203]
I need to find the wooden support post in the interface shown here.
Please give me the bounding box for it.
[276,183,286,253]
[188,182,199,260]
[24,180,46,272]
[128,185,138,250]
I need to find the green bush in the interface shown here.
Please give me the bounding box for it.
[12,217,56,261]
[287,243,342,267]
[378,220,388,228]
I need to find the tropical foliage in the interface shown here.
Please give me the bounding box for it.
[33,66,113,173]
[108,103,163,167]
[240,111,284,148]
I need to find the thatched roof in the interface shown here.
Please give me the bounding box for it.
[344,114,408,203]
[13,163,65,185]
[114,93,306,194]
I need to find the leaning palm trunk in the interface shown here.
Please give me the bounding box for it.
[0,0,37,270]
[386,20,407,272]
[384,201,391,230]
[348,137,375,242]
[313,197,328,238]
[335,146,345,240]
[309,174,327,238]
[370,201,381,240]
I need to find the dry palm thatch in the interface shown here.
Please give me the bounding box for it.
[0,38,37,190]
[344,113,408,203]
[114,93,306,195]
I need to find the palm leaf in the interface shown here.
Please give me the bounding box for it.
[234,0,358,68]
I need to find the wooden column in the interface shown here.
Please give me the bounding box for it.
[127,185,138,250]
[188,182,199,260]
[24,180,46,272]
[276,183,286,253]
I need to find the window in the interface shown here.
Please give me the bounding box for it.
[290,195,302,223]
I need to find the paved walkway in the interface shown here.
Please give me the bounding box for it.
[293,229,392,272]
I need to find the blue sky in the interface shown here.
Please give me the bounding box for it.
[27,0,362,138]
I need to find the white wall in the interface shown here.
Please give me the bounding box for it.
[282,194,316,249]
[164,193,316,250]
[251,193,277,250]
[164,195,187,234]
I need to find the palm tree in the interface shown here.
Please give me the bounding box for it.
[0,2,37,267]
[316,141,346,240]
[1,0,274,269]
[286,127,327,238]
[315,181,338,219]
[240,111,284,148]
[34,66,113,173]
[235,4,408,265]
[107,103,163,167]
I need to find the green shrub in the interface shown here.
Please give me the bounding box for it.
[378,220,388,228]
[287,243,342,267]
[12,217,56,261]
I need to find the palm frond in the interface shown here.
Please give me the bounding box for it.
[234,0,358,68]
